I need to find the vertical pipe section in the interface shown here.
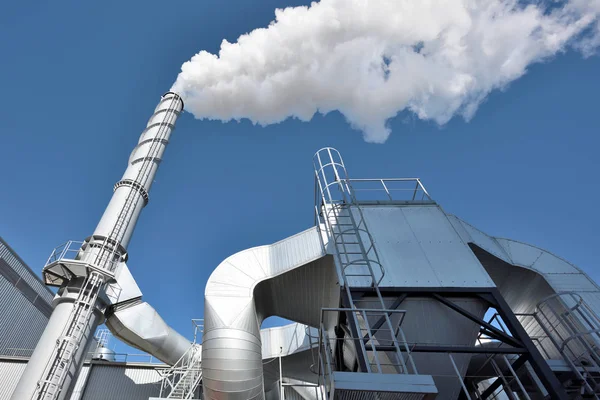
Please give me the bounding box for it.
[91,92,184,256]
[10,93,184,400]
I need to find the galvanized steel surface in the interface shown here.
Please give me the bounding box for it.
[105,301,192,366]
[448,215,600,315]
[203,227,333,400]
[360,206,495,288]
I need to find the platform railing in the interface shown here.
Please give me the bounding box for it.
[510,292,600,399]
[43,240,121,280]
[0,347,163,364]
[346,178,433,203]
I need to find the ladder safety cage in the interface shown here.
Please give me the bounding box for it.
[313,148,418,382]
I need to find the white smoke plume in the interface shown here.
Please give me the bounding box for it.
[172,0,600,143]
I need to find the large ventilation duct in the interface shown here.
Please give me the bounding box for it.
[105,301,193,365]
[12,92,185,400]
[202,228,338,400]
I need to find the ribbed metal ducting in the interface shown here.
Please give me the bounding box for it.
[80,364,162,400]
[203,227,336,400]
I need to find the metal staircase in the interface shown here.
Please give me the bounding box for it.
[521,292,600,399]
[312,148,430,399]
[159,320,204,399]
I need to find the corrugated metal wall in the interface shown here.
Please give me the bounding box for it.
[0,359,166,400]
[81,364,163,400]
[0,237,55,355]
[0,359,27,399]
[0,238,54,304]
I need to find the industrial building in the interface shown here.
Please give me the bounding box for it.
[2,93,600,400]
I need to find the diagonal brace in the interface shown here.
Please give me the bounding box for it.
[431,293,523,349]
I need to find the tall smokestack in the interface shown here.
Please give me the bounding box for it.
[11,92,184,400]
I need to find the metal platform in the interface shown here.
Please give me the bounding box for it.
[41,240,118,287]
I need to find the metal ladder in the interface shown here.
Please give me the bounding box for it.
[33,95,181,400]
[314,148,415,375]
[35,272,102,399]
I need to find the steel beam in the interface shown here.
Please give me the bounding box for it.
[362,293,407,342]
[431,293,523,348]
[480,355,527,400]
[490,288,568,400]
[371,344,527,354]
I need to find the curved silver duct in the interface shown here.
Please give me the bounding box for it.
[202,227,339,400]
[105,301,192,365]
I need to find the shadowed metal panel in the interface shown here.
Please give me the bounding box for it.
[81,364,162,400]
[0,277,50,353]
[0,238,54,304]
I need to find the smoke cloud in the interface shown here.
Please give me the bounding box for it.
[172,0,600,143]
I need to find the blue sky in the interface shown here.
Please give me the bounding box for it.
[1,0,599,352]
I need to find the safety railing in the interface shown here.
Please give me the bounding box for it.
[346,178,433,203]
[95,352,163,364]
[44,241,83,266]
[509,292,600,399]
[0,347,164,364]
[43,240,121,275]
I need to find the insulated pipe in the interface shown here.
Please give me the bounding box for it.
[12,93,184,400]
[88,92,184,262]
[105,301,193,365]
[202,228,334,400]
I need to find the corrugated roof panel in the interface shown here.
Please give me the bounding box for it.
[0,238,53,303]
